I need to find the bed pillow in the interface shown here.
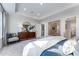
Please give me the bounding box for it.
[62,39,77,55]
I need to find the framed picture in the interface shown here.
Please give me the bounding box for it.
[48,20,60,36]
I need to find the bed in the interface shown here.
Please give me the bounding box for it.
[23,36,67,56]
[40,39,68,56]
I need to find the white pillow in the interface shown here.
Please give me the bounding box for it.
[63,39,77,55]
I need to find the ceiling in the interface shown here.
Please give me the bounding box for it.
[2,3,79,20]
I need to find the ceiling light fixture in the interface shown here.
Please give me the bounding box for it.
[40,3,43,6]
[24,8,27,11]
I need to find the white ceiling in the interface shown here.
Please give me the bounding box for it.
[2,3,79,20]
[2,3,16,13]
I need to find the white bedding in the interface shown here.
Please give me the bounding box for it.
[23,36,66,56]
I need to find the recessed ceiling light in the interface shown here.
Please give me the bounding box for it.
[24,8,27,11]
[40,3,43,6]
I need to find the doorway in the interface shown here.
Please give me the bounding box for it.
[41,24,45,37]
[65,16,76,39]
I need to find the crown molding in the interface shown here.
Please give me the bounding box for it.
[39,4,79,20]
[16,12,39,19]
[16,4,79,21]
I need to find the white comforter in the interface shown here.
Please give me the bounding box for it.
[23,36,66,56]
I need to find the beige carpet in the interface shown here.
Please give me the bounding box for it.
[0,39,36,56]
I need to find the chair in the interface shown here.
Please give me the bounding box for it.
[6,33,19,44]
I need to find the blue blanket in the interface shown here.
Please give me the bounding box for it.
[40,39,67,56]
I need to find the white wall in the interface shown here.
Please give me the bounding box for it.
[7,13,41,38]
[76,16,79,39]
[7,5,79,39]
[40,5,79,39]
[60,18,65,37]
[35,24,41,38]
[8,14,38,33]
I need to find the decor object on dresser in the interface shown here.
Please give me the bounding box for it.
[18,32,36,40]
[22,22,31,32]
[28,25,35,32]
[21,22,35,32]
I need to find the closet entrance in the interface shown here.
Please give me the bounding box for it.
[65,16,76,39]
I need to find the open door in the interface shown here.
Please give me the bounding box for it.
[65,16,76,39]
[41,24,45,37]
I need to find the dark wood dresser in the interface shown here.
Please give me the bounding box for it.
[18,32,36,40]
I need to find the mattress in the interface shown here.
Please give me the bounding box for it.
[23,36,66,56]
